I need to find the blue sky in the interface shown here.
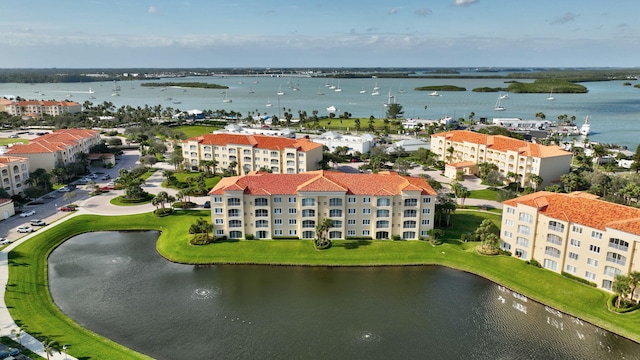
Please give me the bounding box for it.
[1,0,639,68]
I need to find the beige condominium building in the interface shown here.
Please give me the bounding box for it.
[208,170,437,240]
[4,129,101,171]
[0,156,30,196]
[182,133,324,175]
[3,100,81,117]
[501,191,640,293]
[430,130,572,188]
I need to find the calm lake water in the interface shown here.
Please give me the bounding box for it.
[48,231,640,360]
[2,75,640,148]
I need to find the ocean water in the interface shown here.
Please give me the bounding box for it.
[2,76,639,148]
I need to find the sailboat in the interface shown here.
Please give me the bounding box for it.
[266,97,272,107]
[334,80,342,92]
[494,97,506,111]
[359,85,367,94]
[546,89,555,101]
[373,81,380,91]
[317,86,325,96]
[499,93,509,99]
[276,84,285,96]
[398,84,406,94]
[222,90,232,103]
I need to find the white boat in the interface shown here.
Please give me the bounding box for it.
[359,85,367,94]
[546,89,555,101]
[88,88,95,94]
[334,81,342,92]
[111,92,119,97]
[326,105,337,113]
[429,91,440,96]
[276,85,285,96]
[384,91,396,107]
[266,97,272,107]
[248,87,255,94]
[494,97,506,111]
[398,84,406,93]
[222,90,232,103]
[580,116,591,136]
[371,90,380,96]
[373,81,380,90]
[499,93,509,100]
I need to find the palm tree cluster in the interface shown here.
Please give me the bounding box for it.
[314,218,334,249]
[189,217,214,245]
[612,272,640,309]
[151,191,176,216]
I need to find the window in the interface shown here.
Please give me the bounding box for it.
[548,221,565,233]
[515,249,528,258]
[329,231,342,239]
[329,209,343,217]
[517,225,530,236]
[503,230,513,238]
[215,218,223,225]
[404,198,418,207]
[274,219,283,225]
[377,198,391,206]
[404,209,417,217]
[362,219,371,225]
[506,207,515,214]
[518,212,533,224]
[302,209,315,217]
[505,219,514,227]
[329,198,343,207]
[227,198,241,206]
[545,246,561,258]
[229,231,242,239]
[228,209,240,217]
[255,198,268,206]
[609,238,629,252]
[402,231,416,240]
[288,197,297,203]
[570,238,581,248]
[422,208,431,215]
[606,252,626,266]
[273,197,282,203]
[376,210,390,217]
[585,271,596,281]
[288,208,297,214]
[572,225,582,234]
[376,220,390,228]
[302,220,315,228]
[288,219,297,225]
[421,219,431,225]
[589,245,601,253]
[215,229,224,236]
[604,266,622,277]
[289,230,297,236]
[274,208,283,214]
[213,196,222,203]
[301,198,315,207]
[255,220,268,228]
[403,220,416,228]
[586,258,598,267]
[543,259,558,271]
[591,231,603,240]
[363,208,371,215]
[229,220,242,228]
[348,197,356,203]
[516,237,529,247]
[347,219,356,225]
[332,220,343,228]
[362,230,370,236]
[363,197,371,204]
[423,197,432,204]
[347,229,356,236]
[546,234,562,246]
[348,208,356,215]
[568,252,579,261]
[565,264,577,274]
[302,231,314,239]
[255,209,268,217]
[214,208,223,214]
[602,280,613,291]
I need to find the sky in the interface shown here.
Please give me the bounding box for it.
[1,0,639,69]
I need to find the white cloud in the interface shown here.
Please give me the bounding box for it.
[454,0,478,6]
[388,8,397,15]
[414,8,432,17]
[148,6,158,14]
[550,12,579,25]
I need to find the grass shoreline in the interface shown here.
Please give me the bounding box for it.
[6,211,640,359]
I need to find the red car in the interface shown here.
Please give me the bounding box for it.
[59,206,76,212]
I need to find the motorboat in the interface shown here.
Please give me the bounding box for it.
[326,106,337,113]
[429,91,440,96]
[580,116,591,136]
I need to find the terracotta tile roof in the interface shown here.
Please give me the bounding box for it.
[209,170,437,196]
[5,129,98,155]
[448,161,476,168]
[433,130,570,158]
[9,100,80,107]
[503,191,640,235]
[0,156,28,164]
[0,198,12,205]
[185,133,322,152]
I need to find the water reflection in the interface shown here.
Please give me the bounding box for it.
[48,232,640,360]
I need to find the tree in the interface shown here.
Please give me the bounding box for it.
[386,103,404,120]
[628,271,640,303]
[478,162,499,182]
[631,144,640,173]
[153,191,170,212]
[189,217,213,243]
[529,174,544,190]
[117,168,147,200]
[42,340,59,360]
[475,219,500,253]
[315,218,334,249]
[445,146,455,163]
[613,274,632,309]
[451,182,470,207]
[591,143,608,167]
[435,194,456,227]
[560,172,586,192]
[354,118,361,132]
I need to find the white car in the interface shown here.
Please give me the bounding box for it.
[0,238,11,245]
[19,210,36,217]
[17,226,35,233]
[57,186,71,192]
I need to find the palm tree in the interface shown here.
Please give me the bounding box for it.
[529,174,544,190]
[189,217,213,241]
[42,340,59,360]
[628,271,640,303]
[154,191,169,211]
[613,274,632,308]
[315,218,334,248]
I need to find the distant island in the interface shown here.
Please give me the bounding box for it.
[415,85,466,91]
[140,82,228,89]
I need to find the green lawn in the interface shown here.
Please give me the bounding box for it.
[172,125,221,138]
[6,210,640,359]
[170,172,221,189]
[469,188,498,201]
[0,138,28,146]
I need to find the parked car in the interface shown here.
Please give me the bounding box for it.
[100,185,114,191]
[0,238,11,245]
[30,219,47,226]
[88,173,98,179]
[9,134,19,138]
[59,206,76,212]
[101,174,111,180]
[16,225,35,233]
[19,210,36,217]
[203,201,211,208]
[57,186,71,192]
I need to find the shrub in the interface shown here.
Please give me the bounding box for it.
[392,235,402,241]
[607,295,640,313]
[245,234,254,240]
[498,249,512,257]
[561,272,597,287]
[172,201,196,208]
[272,236,300,240]
[527,259,542,267]
[190,234,212,245]
[154,208,173,217]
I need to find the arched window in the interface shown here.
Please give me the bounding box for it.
[255,198,268,206]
